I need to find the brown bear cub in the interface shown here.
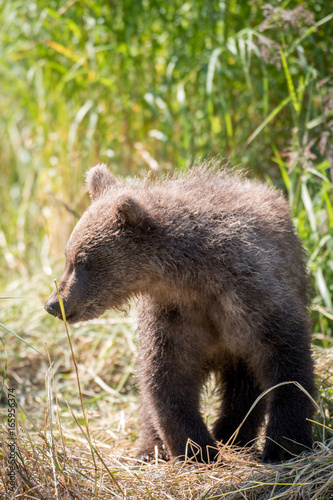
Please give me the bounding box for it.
[45,162,316,464]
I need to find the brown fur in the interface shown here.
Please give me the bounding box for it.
[45,161,316,463]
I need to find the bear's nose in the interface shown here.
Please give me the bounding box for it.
[44,298,61,318]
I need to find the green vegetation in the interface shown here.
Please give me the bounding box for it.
[1,0,332,338]
[0,0,332,498]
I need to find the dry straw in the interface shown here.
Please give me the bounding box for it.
[1,308,332,499]
[0,418,332,499]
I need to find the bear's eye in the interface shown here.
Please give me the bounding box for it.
[76,255,90,269]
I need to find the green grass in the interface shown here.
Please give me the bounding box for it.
[1,0,332,338]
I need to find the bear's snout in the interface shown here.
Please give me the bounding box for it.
[44,297,62,319]
[44,294,80,323]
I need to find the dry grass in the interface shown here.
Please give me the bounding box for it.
[0,405,332,499]
[0,289,333,499]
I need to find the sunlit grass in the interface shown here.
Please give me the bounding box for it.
[1,0,332,337]
[0,281,332,498]
[0,1,333,497]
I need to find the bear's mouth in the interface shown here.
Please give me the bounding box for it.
[46,296,114,324]
[65,305,104,324]
[64,312,79,324]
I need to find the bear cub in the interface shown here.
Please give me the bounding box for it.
[45,162,316,464]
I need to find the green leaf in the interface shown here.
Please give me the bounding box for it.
[316,267,333,311]
[206,48,222,96]
[280,50,300,115]
[272,145,291,191]
[301,181,317,233]
[323,191,333,228]
[0,323,44,357]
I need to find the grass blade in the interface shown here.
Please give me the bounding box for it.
[301,181,317,233]
[315,267,333,311]
[0,322,44,357]
[280,50,300,115]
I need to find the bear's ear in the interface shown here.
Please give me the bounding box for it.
[86,163,115,201]
[114,195,147,228]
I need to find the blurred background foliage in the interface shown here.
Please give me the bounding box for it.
[0,0,332,344]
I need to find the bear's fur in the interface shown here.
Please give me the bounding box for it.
[45,162,316,463]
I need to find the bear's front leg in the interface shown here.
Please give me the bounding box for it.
[137,303,218,464]
[136,402,170,462]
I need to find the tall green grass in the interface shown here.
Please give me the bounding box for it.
[0,5,333,495]
[0,0,332,340]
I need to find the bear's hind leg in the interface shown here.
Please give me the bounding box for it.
[213,359,266,448]
[261,310,316,463]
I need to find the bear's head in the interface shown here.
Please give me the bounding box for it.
[44,164,157,323]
